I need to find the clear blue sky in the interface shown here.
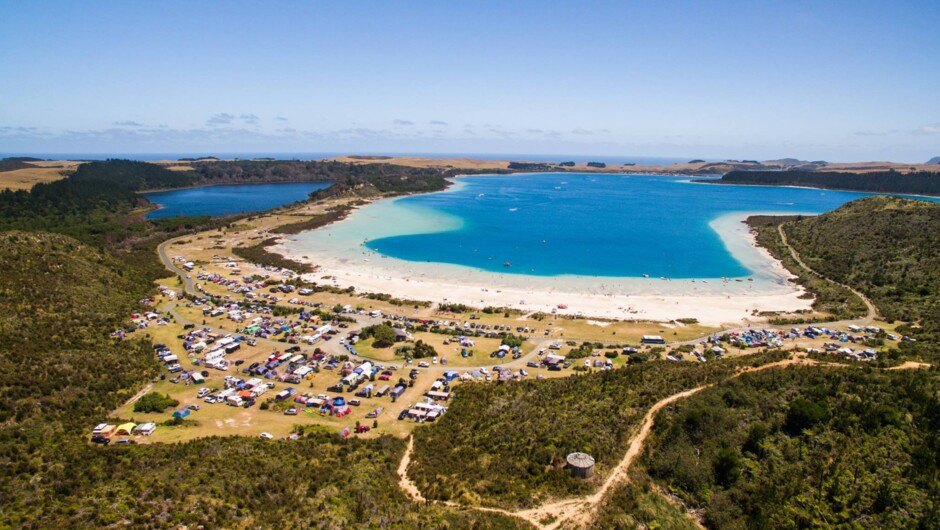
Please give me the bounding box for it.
[1,1,938,161]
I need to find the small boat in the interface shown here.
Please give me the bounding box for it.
[509,207,518,212]
[642,274,649,278]
[503,262,511,267]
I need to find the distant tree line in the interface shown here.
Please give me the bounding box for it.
[705,169,940,196]
[508,161,555,171]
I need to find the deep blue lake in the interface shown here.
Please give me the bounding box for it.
[144,182,331,219]
[363,173,939,279]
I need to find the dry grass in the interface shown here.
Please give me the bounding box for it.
[329,155,511,170]
[20,160,85,168]
[0,166,70,190]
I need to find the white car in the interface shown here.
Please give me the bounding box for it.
[418,361,430,368]
[259,432,273,440]
[584,360,591,367]
[196,388,211,398]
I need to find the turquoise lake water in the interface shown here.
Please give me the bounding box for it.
[362,173,938,279]
[144,182,331,219]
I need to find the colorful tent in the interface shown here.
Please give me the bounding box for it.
[115,422,137,435]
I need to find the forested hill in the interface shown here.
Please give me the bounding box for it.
[782,196,940,357]
[700,169,940,196]
[189,159,502,195]
[67,158,496,194]
[70,159,195,190]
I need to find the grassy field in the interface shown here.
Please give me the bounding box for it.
[0,165,71,190]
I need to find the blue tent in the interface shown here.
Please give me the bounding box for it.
[172,409,191,419]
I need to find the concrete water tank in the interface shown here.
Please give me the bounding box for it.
[566,452,595,478]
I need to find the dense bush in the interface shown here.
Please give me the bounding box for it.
[398,339,438,359]
[133,392,179,413]
[644,366,940,529]
[409,351,787,509]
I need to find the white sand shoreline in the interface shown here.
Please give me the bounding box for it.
[271,191,816,326]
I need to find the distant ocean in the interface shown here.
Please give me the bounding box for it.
[0,152,700,166]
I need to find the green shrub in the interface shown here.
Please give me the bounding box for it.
[134,392,179,413]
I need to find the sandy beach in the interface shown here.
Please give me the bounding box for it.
[271,195,814,327]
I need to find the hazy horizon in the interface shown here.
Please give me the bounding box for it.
[2,1,938,162]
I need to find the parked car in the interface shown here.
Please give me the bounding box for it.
[418,361,430,368]
[355,425,370,433]
[197,387,211,398]
[259,432,273,440]
[527,361,540,368]
[398,410,409,420]
[90,435,110,445]
[284,407,298,416]
[348,399,362,406]
[113,438,136,445]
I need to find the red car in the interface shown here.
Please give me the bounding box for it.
[355,425,370,433]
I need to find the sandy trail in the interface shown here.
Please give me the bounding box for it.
[397,436,426,502]
[122,383,153,408]
[888,361,931,370]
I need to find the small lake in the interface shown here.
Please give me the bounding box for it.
[144,182,332,218]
